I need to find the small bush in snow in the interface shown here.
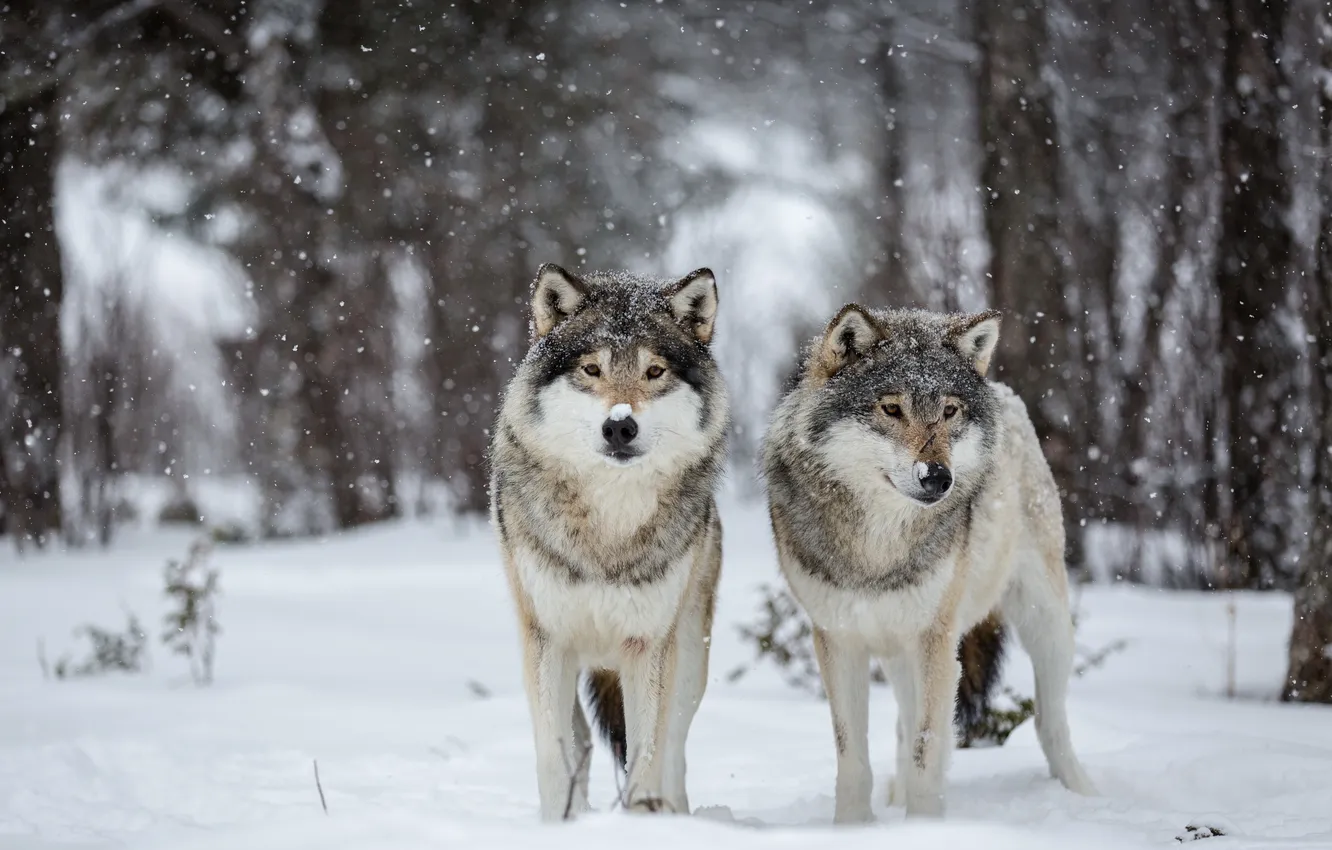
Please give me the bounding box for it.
[956,688,1035,748]
[728,585,890,696]
[1176,823,1227,842]
[162,538,221,685]
[727,584,823,695]
[52,612,149,678]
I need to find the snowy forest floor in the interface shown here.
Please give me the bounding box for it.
[2,502,1330,849]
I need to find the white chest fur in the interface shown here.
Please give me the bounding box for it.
[783,554,954,654]
[573,459,670,541]
[513,544,691,662]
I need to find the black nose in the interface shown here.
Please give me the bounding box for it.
[918,462,952,499]
[601,416,639,450]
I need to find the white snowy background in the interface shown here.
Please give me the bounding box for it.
[2,490,1329,849]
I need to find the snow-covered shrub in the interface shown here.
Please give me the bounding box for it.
[956,689,1035,749]
[727,584,823,695]
[162,539,221,685]
[728,585,893,696]
[52,612,149,678]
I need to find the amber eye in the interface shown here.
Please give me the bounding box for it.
[944,404,959,419]
[582,364,601,377]
[881,403,903,418]
[645,364,665,380]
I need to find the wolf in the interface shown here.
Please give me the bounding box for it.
[762,304,1095,823]
[489,263,730,821]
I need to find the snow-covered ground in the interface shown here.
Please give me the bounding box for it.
[2,502,1329,849]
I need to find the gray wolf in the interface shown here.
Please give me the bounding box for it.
[762,304,1095,822]
[489,263,730,820]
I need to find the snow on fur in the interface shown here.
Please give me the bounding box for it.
[610,403,634,421]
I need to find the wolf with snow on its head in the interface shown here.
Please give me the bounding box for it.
[762,303,1096,822]
[489,263,729,820]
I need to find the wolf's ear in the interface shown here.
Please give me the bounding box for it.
[813,304,883,382]
[530,263,588,339]
[667,268,719,344]
[949,310,1001,376]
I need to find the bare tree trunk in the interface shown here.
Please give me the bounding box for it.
[1286,249,1332,700]
[227,4,400,534]
[1283,11,1332,703]
[1216,0,1294,589]
[1125,0,1211,580]
[425,1,545,515]
[0,88,64,547]
[861,30,910,303]
[976,0,1084,568]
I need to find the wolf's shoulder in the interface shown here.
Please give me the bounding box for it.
[983,380,1045,466]
[986,380,1032,427]
[984,380,1059,487]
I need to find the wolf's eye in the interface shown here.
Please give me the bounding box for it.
[881,403,903,419]
[582,364,602,378]
[943,404,959,419]
[645,364,665,380]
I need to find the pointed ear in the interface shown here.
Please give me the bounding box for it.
[667,268,719,344]
[949,310,1001,376]
[813,304,883,381]
[530,263,588,339]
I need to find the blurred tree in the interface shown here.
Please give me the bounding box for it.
[1150,0,1226,585]
[0,1,78,548]
[1284,4,1332,703]
[1216,0,1297,588]
[1,0,243,547]
[976,0,1086,567]
[0,81,63,548]
[2,0,1322,597]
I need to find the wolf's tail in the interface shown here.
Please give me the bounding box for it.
[953,612,1007,743]
[584,668,627,770]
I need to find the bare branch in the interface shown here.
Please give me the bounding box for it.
[313,759,328,814]
[0,0,158,107]
[559,736,593,821]
[1073,639,1129,679]
[155,0,245,57]
[0,0,244,108]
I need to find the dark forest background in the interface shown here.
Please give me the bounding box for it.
[2,0,1331,699]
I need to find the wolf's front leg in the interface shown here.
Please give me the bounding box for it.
[621,636,679,812]
[884,654,917,808]
[661,603,711,814]
[812,627,872,823]
[903,628,961,817]
[520,626,584,821]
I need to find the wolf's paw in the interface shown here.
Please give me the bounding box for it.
[627,796,673,814]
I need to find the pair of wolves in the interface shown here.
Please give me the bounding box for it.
[489,264,1095,822]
